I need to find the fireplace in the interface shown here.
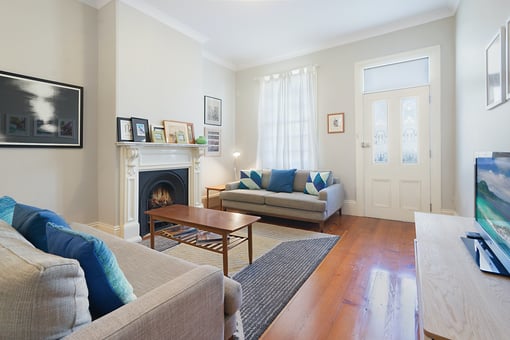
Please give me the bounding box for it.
[117,143,205,242]
[138,169,188,237]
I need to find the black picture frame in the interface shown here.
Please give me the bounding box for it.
[117,117,133,142]
[204,95,222,126]
[0,70,83,147]
[131,117,150,142]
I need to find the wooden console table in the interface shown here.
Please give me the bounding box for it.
[145,205,260,276]
[414,212,510,339]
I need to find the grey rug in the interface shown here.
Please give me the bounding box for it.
[140,235,179,251]
[233,236,339,340]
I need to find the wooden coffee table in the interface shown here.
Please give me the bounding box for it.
[145,205,260,276]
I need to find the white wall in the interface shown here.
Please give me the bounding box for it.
[235,17,456,212]
[455,0,510,216]
[0,0,98,222]
[96,2,232,226]
[201,59,237,188]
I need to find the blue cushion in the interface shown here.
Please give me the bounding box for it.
[11,203,70,252]
[239,170,262,190]
[267,169,297,193]
[304,171,332,196]
[46,222,136,319]
[0,196,16,224]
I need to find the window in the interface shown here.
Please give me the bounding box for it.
[256,66,318,169]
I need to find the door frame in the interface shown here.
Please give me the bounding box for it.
[353,46,442,217]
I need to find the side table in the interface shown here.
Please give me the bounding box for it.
[206,184,226,209]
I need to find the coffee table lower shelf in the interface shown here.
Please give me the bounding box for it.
[157,229,248,254]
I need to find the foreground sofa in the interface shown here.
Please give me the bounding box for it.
[0,202,242,339]
[220,169,344,232]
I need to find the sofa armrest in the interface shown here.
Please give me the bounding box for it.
[225,181,240,190]
[65,265,225,340]
[318,182,344,216]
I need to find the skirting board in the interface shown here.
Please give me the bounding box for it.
[88,221,121,237]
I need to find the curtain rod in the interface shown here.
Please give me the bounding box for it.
[253,64,319,81]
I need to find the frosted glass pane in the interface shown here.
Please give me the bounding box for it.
[373,100,388,164]
[364,57,429,93]
[401,98,418,164]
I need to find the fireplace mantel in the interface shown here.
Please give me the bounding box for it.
[117,142,206,241]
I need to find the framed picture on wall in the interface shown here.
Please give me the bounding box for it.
[204,96,222,126]
[205,127,221,156]
[485,27,506,109]
[327,113,345,133]
[0,70,83,147]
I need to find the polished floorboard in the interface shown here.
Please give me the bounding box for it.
[258,214,418,340]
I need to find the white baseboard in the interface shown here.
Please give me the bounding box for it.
[87,221,121,237]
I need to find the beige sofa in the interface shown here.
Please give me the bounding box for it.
[0,219,241,340]
[220,169,344,232]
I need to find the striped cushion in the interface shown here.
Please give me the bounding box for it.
[304,171,331,196]
[239,170,262,190]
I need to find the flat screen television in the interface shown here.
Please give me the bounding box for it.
[462,152,510,276]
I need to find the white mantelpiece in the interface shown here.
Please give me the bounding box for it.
[117,142,205,242]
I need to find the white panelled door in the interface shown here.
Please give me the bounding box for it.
[362,86,431,222]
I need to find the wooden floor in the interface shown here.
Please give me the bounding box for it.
[258,213,418,340]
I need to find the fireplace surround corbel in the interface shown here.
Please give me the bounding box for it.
[117,142,205,242]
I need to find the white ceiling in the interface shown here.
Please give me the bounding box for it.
[82,0,459,70]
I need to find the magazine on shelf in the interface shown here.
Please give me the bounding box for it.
[196,231,227,244]
[163,224,197,236]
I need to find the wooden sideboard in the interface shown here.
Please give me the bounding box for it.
[414,212,510,340]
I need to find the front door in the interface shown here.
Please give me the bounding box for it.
[362,86,431,222]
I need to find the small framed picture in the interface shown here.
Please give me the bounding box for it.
[131,117,149,142]
[163,120,189,144]
[485,27,505,109]
[327,113,345,133]
[205,127,221,156]
[187,122,195,144]
[117,117,133,142]
[58,119,75,138]
[6,115,29,136]
[150,125,166,143]
[34,119,57,137]
[204,96,222,126]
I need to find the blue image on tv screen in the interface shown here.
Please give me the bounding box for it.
[476,155,510,258]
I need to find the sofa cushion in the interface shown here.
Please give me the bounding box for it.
[11,203,70,252]
[265,191,327,212]
[0,220,91,339]
[0,195,16,224]
[239,170,262,189]
[46,222,136,319]
[221,189,274,204]
[304,171,332,196]
[267,169,297,193]
[261,169,272,189]
[293,170,311,192]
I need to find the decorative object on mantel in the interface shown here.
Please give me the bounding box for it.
[0,70,83,148]
[327,112,345,133]
[150,125,166,143]
[195,135,207,144]
[131,117,149,142]
[186,122,195,143]
[485,27,505,110]
[204,95,222,126]
[205,127,221,156]
[163,120,190,144]
[117,117,133,142]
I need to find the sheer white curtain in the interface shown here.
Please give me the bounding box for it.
[256,65,318,169]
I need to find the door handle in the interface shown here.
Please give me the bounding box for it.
[361,142,371,148]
